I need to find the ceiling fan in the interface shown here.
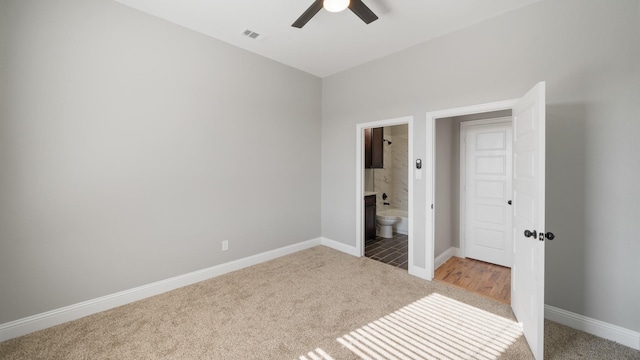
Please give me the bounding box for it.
[292,0,378,28]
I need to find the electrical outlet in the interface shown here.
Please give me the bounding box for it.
[221,240,229,251]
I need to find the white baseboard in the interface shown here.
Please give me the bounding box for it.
[545,305,640,350]
[410,246,460,281]
[408,265,432,280]
[434,247,461,269]
[8,240,636,353]
[320,237,435,282]
[0,238,323,343]
[320,236,434,282]
[320,237,359,257]
[321,240,640,351]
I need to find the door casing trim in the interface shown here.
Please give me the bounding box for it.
[425,99,517,279]
[355,116,414,270]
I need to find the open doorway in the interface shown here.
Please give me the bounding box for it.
[355,116,413,271]
[363,124,409,270]
[432,110,513,304]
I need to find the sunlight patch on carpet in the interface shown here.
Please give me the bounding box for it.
[298,348,335,360]
[335,293,523,360]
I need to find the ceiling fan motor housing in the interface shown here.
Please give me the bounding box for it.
[292,0,378,28]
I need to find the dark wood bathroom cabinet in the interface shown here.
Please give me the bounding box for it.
[364,127,383,169]
[364,194,376,241]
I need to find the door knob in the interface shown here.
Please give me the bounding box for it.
[546,232,555,240]
[508,200,512,205]
[524,229,537,238]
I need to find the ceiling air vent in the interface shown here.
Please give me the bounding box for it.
[241,28,267,42]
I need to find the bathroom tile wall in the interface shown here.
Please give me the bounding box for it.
[368,124,408,211]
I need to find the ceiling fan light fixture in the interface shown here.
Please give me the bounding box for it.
[323,0,350,13]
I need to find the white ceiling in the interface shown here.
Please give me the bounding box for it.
[113,0,543,78]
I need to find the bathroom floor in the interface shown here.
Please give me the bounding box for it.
[364,233,408,270]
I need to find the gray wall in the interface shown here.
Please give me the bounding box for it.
[434,119,454,257]
[0,0,321,324]
[322,0,640,332]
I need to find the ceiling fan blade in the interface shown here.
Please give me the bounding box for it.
[292,0,323,28]
[349,0,378,24]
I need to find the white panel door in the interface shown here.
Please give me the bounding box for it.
[465,121,513,267]
[511,82,546,360]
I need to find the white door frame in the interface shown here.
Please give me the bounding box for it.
[355,116,414,266]
[425,100,517,279]
[459,117,513,264]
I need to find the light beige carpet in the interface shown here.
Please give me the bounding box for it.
[1,246,638,359]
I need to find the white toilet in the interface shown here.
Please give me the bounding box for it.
[376,212,399,238]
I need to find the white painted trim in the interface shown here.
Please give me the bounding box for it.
[407,119,415,274]
[0,238,322,342]
[425,116,435,280]
[434,247,461,269]
[355,116,414,265]
[408,265,431,280]
[355,125,364,258]
[7,237,636,354]
[426,99,518,280]
[320,237,358,257]
[428,99,519,120]
[545,305,640,350]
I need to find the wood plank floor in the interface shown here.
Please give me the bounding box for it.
[434,256,511,304]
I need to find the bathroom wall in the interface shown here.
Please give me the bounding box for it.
[364,169,374,192]
[368,125,409,212]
